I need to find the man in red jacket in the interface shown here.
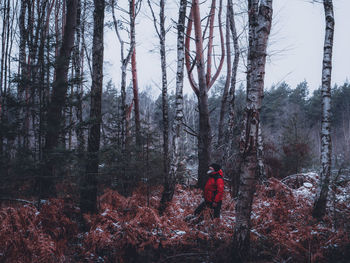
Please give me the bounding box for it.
[194,163,224,218]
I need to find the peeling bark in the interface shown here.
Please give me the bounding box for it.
[170,0,186,187]
[232,0,273,260]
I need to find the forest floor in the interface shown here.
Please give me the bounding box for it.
[0,172,349,263]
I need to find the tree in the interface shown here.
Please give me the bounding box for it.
[232,0,273,260]
[80,0,105,214]
[226,0,240,151]
[130,0,141,149]
[169,0,187,190]
[147,0,172,212]
[185,0,225,188]
[313,0,334,220]
[43,0,78,197]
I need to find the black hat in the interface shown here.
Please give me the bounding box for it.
[209,163,221,172]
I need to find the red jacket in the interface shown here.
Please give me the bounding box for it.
[204,170,224,203]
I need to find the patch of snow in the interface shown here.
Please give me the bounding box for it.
[174,230,186,235]
[303,182,313,188]
[112,222,121,228]
[96,228,104,233]
[101,209,109,216]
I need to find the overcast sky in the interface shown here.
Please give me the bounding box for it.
[104,0,350,97]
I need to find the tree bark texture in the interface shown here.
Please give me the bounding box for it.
[42,0,78,197]
[313,0,334,220]
[170,0,186,186]
[80,0,105,214]
[232,0,273,260]
[227,0,239,149]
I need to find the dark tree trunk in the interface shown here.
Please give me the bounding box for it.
[74,0,85,177]
[42,0,78,197]
[147,0,172,213]
[130,0,141,149]
[313,0,334,220]
[80,0,105,214]
[232,0,273,261]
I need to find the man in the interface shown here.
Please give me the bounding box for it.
[194,163,224,218]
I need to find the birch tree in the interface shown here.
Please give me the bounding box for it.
[147,0,172,212]
[80,0,105,214]
[313,0,334,220]
[170,0,187,191]
[232,0,273,260]
[217,0,240,166]
[111,0,136,193]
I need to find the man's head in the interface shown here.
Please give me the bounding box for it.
[209,163,221,172]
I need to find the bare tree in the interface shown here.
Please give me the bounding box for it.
[130,0,141,149]
[226,0,240,196]
[313,0,334,220]
[185,0,225,188]
[148,0,172,212]
[80,0,105,214]
[111,0,134,155]
[232,0,273,260]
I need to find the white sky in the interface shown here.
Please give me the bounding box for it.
[104,0,350,97]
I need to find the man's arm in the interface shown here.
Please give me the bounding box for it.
[214,178,224,203]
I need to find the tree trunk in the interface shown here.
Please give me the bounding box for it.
[193,0,211,189]
[42,0,78,197]
[313,0,334,220]
[232,0,273,260]
[170,0,186,187]
[185,0,224,189]
[147,0,172,213]
[80,0,105,214]
[130,0,141,149]
[227,0,240,196]
[217,5,232,160]
[74,0,85,178]
[257,122,266,182]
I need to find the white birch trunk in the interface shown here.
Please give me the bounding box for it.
[233,0,273,259]
[313,0,334,220]
[170,0,186,183]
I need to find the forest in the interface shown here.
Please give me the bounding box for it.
[0,0,349,262]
